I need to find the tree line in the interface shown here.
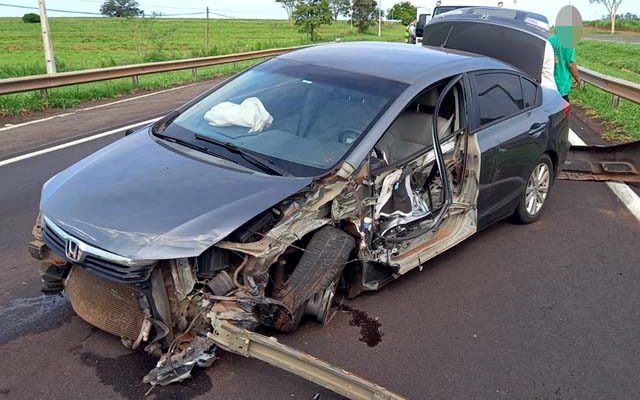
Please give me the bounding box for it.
[58,0,418,42]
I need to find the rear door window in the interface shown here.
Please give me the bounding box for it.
[521,77,539,109]
[473,72,524,126]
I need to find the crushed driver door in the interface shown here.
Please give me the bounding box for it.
[368,75,481,275]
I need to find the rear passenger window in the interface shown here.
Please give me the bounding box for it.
[521,77,538,108]
[474,73,524,126]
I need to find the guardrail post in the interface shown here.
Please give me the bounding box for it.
[612,94,621,109]
[191,67,198,79]
[40,89,48,103]
[131,75,139,88]
[580,79,586,90]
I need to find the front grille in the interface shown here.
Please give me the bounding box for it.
[42,223,65,254]
[42,223,155,284]
[66,266,145,341]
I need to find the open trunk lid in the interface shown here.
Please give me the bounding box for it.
[422,7,549,82]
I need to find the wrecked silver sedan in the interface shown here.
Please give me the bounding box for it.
[29,40,570,393]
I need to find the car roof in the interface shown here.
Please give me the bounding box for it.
[279,42,514,84]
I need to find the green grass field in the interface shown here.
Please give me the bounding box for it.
[0,17,404,116]
[0,17,404,77]
[573,39,640,140]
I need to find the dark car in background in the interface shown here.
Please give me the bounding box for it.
[28,12,569,389]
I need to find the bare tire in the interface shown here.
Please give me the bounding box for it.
[273,226,354,333]
[514,154,554,224]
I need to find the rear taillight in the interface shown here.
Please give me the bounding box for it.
[562,99,571,116]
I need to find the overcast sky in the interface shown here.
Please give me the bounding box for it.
[0,0,638,22]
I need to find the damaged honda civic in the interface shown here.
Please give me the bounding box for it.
[28,10,571,396]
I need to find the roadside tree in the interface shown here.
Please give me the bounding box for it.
[22,13,41,23]
[100,0,144,18]
[293,0,333,41]
[589,0,624,34]
[277,0,297,25]
[328,0,351,20]
[387,1,416,25]
[352,0,378,33]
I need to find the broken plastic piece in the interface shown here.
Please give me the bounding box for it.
[143,336,216,386]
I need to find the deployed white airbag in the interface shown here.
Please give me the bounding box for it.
[204,97,273,133]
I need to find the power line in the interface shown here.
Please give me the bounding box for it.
[0,2,248,19]
[80,0,259,14]
[157,11,205,16]
[79,0,202,11]
[0,2,102,15]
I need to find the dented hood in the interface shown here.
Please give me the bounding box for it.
[40,129,312,260]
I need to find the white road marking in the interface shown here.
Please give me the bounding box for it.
[569,129,640,223]
[0,117,160,168]
[606,182,640,223]
[0,82,199,133]
[568,129,587,146]
[0,112,74,133]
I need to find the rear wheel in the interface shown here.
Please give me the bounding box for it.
[514,154,553,224]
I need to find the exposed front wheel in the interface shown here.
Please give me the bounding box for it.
[514,154,553,224]
[272,226,354,333]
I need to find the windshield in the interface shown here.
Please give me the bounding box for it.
[167,58,405,176]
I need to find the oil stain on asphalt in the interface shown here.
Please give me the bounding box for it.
[79,350,213,400]
[337,304,383,347]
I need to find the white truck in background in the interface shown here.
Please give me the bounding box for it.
[415,0,517,45]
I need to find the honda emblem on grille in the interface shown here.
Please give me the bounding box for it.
[65,239,82,262]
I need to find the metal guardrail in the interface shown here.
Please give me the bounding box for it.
[0,46,306,96]
[578,66,640,107]
[0,47,638,108]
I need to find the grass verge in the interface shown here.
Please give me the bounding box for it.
[572,40,640,140]
[584,20,640,33]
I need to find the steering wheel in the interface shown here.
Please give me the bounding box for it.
[337,128,362,145]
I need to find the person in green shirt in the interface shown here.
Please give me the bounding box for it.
[548,34,581,102]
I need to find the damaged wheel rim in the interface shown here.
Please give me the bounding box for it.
[525,163,550,216]
[305,280,337,325]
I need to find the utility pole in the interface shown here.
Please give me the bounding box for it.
[205,6,210,53]
[378,0,382,37]
[38,0,56,74]
[350,6,353,33]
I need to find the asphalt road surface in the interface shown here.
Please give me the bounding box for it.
[584,33,640,45]
[1,81,639,400]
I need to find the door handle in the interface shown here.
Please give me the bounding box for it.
[528,122,547,138]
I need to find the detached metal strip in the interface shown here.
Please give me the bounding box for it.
[560,140,640,183]
[208,316,407,400]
